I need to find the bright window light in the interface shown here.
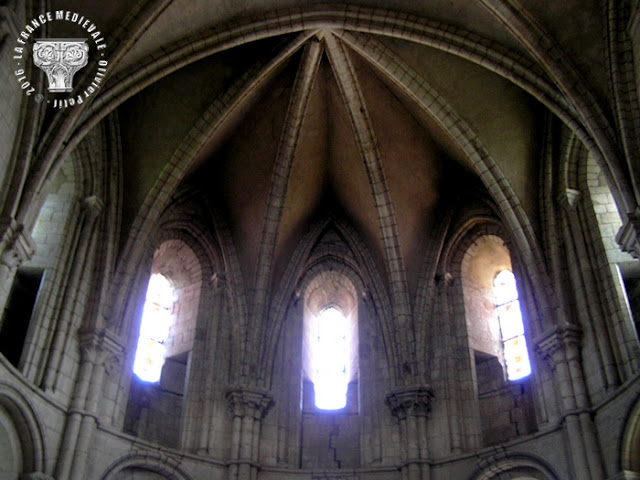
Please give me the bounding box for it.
[494,270,531,381]
[133,274,174,382]
[313,307,349,410]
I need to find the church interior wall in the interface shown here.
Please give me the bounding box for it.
[2,2,640,480]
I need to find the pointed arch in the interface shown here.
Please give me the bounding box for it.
[477,0,635,211]
[104,34,308,350]
[339,31,558,338]
[261,217,396,388]
[441,216,546,339]
[429,215,543,448]
[113,189,221,338]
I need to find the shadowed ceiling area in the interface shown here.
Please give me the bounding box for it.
[115,26,543,296]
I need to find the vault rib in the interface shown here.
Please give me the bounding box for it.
[246,38,324,376]
[478,0,636,212]
[14,0,176,226]
[337,31,558,339]
[21,6,628,235]
[109,33,315,342]
[324,32,414,381]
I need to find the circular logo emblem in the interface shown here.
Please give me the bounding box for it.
[12,11,108,109]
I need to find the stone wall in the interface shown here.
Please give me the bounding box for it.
[0,4,25,190]
[124,356,188,448]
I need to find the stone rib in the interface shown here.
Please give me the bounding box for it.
[247,38,324,375]
[325,32,414,380]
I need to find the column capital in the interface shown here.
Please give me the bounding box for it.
[226,387,274,420]
[386,386,434,420]
[616,207,640,258]
[77,328,125,365]
[0,216,36,269]
[534,324,582,365]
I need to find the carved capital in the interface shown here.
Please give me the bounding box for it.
[386,386,434,420]
[0,217,36,270]
[616,207,640,258]
[534,325,582,368]
[226,387,274,420]
[77,328,125,366]
[33,39,88,92]
[77,330,100,363]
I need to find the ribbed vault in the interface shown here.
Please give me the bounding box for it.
[88,20,555,383]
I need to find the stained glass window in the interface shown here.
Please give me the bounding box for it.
[494,270,531,380]
[133,274,174,382]
[313,307,349,410]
